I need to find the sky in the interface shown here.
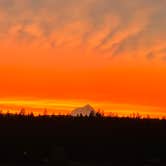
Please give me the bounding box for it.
[0,0,166,117]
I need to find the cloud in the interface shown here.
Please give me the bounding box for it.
[0,0,166,61]
[147,52,155,60]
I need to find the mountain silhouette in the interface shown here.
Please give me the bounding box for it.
[71,104,96,116]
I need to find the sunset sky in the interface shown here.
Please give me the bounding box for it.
[0,0,166,117]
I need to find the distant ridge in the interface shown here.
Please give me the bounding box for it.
[71,104,96,116]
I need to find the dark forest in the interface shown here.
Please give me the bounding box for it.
[0,113,165,166]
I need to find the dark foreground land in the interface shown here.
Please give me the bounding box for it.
[0,114,165,166]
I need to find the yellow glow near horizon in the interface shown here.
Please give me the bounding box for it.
[0,99,165,118]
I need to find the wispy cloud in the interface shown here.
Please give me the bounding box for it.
[0,0,166,60]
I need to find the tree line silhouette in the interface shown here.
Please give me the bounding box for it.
[0,109,165,165]
[0,107,158,120]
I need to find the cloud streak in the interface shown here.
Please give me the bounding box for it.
[0,0,166,61]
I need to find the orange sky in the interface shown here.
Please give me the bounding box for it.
[0,0,166,117]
